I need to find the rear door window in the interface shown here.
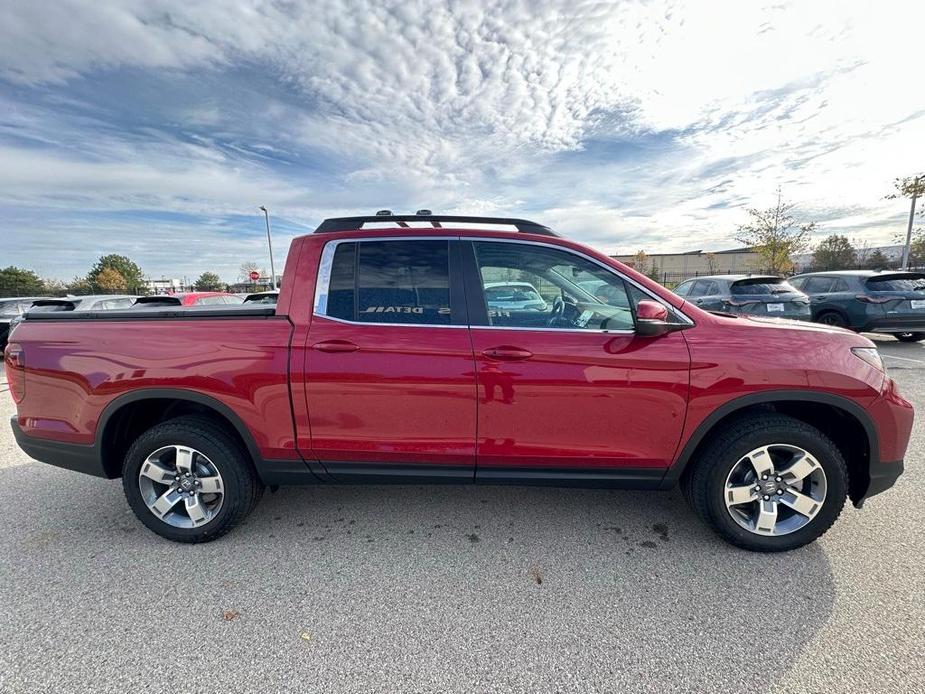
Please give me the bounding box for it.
[803,277,835,293]
[324,240,453,325]
[687,280,708,297]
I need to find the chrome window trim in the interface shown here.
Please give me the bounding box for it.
[312,235,694,329]
[315,314,468,329]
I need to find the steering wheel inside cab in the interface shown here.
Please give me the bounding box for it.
[546,295,576,328]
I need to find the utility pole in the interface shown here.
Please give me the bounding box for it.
[901,175,920,271]
[259,206,277,290]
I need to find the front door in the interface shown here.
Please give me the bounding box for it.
[463,240,691,483]
[304,238,476,481]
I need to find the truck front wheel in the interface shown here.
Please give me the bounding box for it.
[683,414,848,552]
[122,416,263,543]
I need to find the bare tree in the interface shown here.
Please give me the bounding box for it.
[735,189,816,274]
[853,237,871,267]
[239,261,261,283]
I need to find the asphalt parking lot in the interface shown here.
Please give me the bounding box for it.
[1,336,923,694]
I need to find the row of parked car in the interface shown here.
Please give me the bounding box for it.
[0,291,280,349]
[672,270,925,341]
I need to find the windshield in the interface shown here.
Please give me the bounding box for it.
[244,294,278,304]
[866,276,925,292]
[730,280,796,295]
[0,301,23,316]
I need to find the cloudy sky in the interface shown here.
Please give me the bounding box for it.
[1,0,922,282]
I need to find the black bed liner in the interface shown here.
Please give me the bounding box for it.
[22,306,279,321]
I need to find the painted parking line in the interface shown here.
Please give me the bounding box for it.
[881,353,925,364]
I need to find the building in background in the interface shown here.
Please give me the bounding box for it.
[144,278,183,294]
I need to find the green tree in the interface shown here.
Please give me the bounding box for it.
[194,272,223,291]
[87,255,145,293]
[94,268,127,293]
[0,266,45,297]
[909,230,925,268]
[735,189,816,274]
[65,276,93,295]
[812,235,857,270]
[864,249,890,270]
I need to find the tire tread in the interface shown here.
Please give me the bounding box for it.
[122,415,263,543]
[684,412,848,552]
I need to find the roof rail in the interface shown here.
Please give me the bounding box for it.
[314,214,557,236]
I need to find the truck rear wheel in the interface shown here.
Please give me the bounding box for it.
[122,416,263,543]
[683,414,848,552]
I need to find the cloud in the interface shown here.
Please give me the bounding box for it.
[0,0,922,280]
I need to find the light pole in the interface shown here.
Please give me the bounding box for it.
[259,206,277,290]
[901,175,920,271]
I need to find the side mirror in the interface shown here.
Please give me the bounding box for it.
[635,300,672,337]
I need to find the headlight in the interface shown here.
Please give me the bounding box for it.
[851,347,884,372]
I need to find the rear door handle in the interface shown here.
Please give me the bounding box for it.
[312,340,359,353]
[482,346,533,361]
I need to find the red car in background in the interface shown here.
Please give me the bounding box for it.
[135,292,243,307]
[5,213,913,551]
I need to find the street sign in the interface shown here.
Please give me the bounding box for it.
[249,271,260,281]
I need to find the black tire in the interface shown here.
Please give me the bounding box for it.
[894,332,925,343]
[815,310,849,329]
[122,416,264,543]
[683,413,848,552]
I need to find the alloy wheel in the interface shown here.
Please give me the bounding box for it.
[723,443,827,536]
[137,445,225,528]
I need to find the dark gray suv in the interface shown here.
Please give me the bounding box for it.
[673,275,811,320]
[789,270,925,341]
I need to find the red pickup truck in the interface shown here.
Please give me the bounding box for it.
[5,214,913,551]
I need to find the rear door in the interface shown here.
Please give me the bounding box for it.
[463,239,691,482]
[304,238,476,480]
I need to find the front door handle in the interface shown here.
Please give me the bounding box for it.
[312,340,359,353]
[482,346,533,361]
